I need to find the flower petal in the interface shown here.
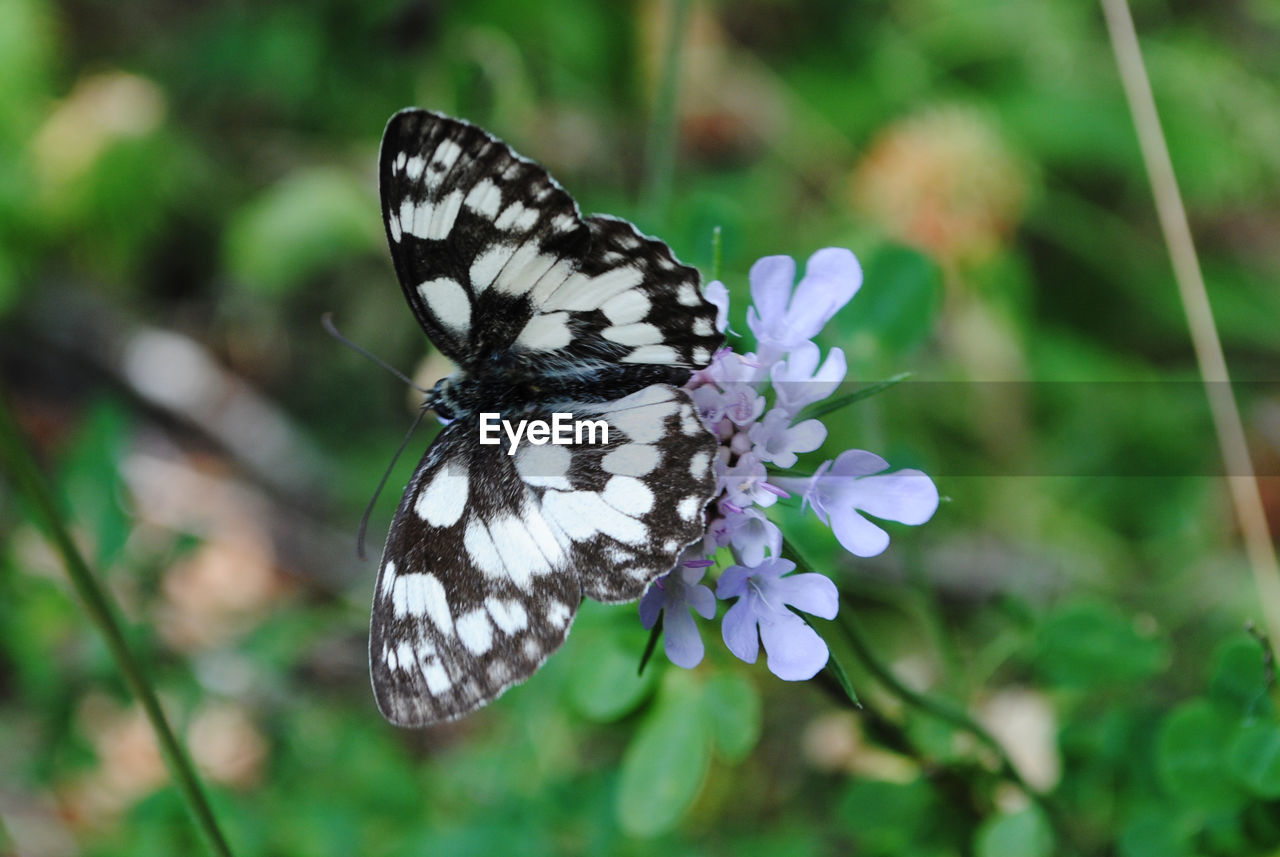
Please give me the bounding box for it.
[715,565,752,599]
[830,449,890,479]
[771,572,839,620]
[663,605,706,668]
[686,581,718,620]
[758,610,830,680]
[721,598,760,664]
[828,504,891,557]
[638,582,665,629]
[748,254,797,325]
[848,470,939,525]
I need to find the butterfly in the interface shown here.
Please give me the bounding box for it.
[369,109,724,726]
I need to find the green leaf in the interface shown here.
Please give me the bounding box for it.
[704,672,761,762]
[567,638,657,722]
[974,807,1053,857]
[616,671,710,837]
[58,399,133,567]
[844,244,942,355]
[1034,601,1168,687]
[1227,722,1280,798]
[821,645,861,708]
[1209,634,1274,718]
[1118,808,1195,857]
[837,779,940,853]
[1156,699,1248,811]
[798,372,912,422]
[637,614,663,676]
[224,167,379,295]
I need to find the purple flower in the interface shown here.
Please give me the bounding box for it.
[771,342,847,416]
[718,452,779,509]
[639,560,718,668]
[774,450,939,558]
[721,504,782,566]
[717,557,839,680]
[747,408,827,469]
[746,249,862,364]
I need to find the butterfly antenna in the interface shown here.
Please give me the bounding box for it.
[322,312,430,394]
[356,404,431,560]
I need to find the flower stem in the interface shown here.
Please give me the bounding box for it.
[0,388,235,857]
[642,0,692,226]
[798,372,912,422]
[1100,0,1280,660]
[837,610,1079,849]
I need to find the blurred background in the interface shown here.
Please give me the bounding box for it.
[2,0,1280,854]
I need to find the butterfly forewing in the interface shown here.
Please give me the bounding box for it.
[372,109,725,726]
[379,111,721,374]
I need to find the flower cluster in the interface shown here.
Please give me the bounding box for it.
[640,248,939,680]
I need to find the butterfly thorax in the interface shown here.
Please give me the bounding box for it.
[427,357,695,420]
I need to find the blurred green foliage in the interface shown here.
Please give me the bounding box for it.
[2,0,1280,854]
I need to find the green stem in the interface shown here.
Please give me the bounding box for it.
[838,609,1079,850]
[642,0,692,226]
[798,372,912,422]
[0,388,235,857]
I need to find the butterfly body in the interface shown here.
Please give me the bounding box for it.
[371,109,722,726]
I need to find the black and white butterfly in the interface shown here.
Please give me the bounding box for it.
[369,109,723,726]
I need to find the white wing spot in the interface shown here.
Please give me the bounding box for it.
[464,179,502,218]
[620,344,680,365]
[427,189,464,239]
[456,608,493,655]
[495,201,540,232]
[464,519,504,577]
[420,572,453,635]
[601,290,650,325]
[522,638,542,659]
[486,512,546,588]
[541,489,646,544]
[421,657,452,694]
[416,277,471,334]
[543,267,645,312]
[603,476,654,515]
[516,312,572,351]
[379,560,398,599]
[470,245,509,292]
[601,444,659,477]
[663,539,678,552]
[404,155,426,179]
[495,246,558,297]
[486,598,529,634]
[516,442,572,490]
[430,139,463,172]
[681,410,704,435]
[551,213,576,233]
[689,451,709,477]
[677,495,701,522]
[414,460,468,527]
[602,323,662,347]
[692,317,713,337]
[546,601,572,628]
[677,283,700,306]
[692,347,711,365]
[394,151,407,171]
[388,213,402,243]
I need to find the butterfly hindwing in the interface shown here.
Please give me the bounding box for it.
[371,385,716,726]
[370,416,583,727]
